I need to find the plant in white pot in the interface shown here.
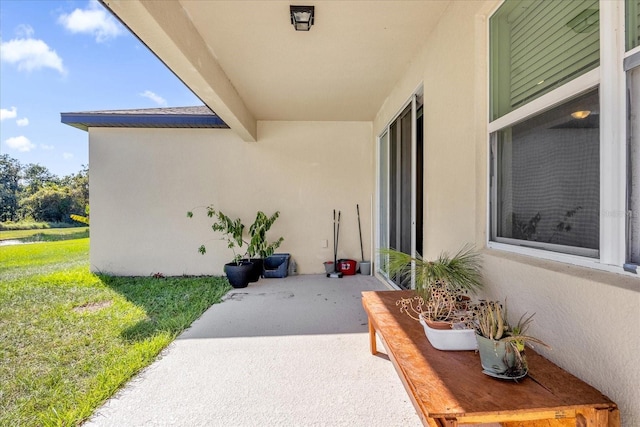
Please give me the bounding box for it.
[382,245,483,350]
[473,299,550,379]
[380,244,484,297]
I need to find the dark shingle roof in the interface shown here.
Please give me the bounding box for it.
[61,106,228,131]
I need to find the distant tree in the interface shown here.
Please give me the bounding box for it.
[0,154,21,221]
[0,155,89,224]
[20,183,83,223]
[60,165,89,214]
[22,163,57,197]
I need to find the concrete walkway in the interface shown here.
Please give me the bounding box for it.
[85,274,422,427]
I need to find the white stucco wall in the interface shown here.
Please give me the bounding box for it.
[89,122,373,276]
[374,1,639,425]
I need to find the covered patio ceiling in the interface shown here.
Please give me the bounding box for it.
[99,0,450,141]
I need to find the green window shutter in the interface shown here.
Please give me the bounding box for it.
[627,0,640,51]
[491,0,600,121]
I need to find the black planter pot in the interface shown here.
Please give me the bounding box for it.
[250,258,264,282]
[241,258,264,282]
[224,261,254,288]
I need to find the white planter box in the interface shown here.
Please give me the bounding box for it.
[419,317,478,351]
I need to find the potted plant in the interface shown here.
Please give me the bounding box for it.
[380,244,483,318]
[396,289,479,351]
[384,244,483,350]
[246,211,284,281]
[473,299,550,379]
[380,244,483,294]
[419,282,470,329]
[187,206,253,289]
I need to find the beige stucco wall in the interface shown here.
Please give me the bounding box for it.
[89,122,373,276]
[374,1,639,425]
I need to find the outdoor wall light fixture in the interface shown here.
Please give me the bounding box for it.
[571,110,591,119]
[290,5,314,31]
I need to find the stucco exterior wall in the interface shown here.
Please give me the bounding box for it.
[374,1,639,425]
[89,122,373,276]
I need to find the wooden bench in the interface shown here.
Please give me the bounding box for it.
[362,290,619,427]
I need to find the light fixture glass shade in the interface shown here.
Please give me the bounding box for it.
[290,6,314,31]
[571,110,591,119]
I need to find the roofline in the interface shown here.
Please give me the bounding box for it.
[61,110,229,131]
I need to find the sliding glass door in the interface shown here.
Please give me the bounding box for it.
[378,94,424,289]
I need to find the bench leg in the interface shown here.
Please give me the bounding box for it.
[368,319,377,355]
[435,418,458,427]
[576,408,620,427]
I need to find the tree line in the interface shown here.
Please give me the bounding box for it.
[0,154,89,224]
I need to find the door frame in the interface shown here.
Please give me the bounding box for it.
[376,86,424,289]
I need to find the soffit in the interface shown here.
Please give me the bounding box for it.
[178,1,449,122]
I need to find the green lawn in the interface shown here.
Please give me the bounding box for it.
[0,237,231,426]
[0,226,89,242]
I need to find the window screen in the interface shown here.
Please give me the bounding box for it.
[492,90,600,256]
[628,0,640,51]
[629,67,640,264]
[490,0,600,120]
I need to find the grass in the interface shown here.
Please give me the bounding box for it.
[0,221,82,231]
[0,237,231,426]
[0,227,89,242]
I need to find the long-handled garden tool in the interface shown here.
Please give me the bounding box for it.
[357,204,364,262]
[328,209,343,278]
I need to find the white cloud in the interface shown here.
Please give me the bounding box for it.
[63,152,74,160]
[17,117,29,126]
[0,38,66,74]
[5,136,35,152]
[16,24,35,38]
[140,90,167,107]
[58,1,123,43]
[1,106,17,121]
[41,144,54,150]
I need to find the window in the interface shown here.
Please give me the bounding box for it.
[492,90,600,257]
[489,0,633,271]
[626,0,640,267]
[490,0,599,121]
[626,0,640,51]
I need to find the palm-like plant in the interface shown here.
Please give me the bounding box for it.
[379,244,484,297]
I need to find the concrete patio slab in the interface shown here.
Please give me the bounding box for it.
[85,274,422,427]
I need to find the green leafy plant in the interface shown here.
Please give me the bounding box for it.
[187,206,247,265]
[247,211,284,258]
[187,206,284,265]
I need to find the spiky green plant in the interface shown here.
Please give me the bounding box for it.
[379,244,484,297]
[474,299,550,374]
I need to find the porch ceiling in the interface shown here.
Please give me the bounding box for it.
[100,1,449,141]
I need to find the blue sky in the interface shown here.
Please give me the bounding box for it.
[0,0,201,177]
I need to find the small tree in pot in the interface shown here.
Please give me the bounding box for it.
[188,206,284,287]
[246,211,284,281]
[187,206,253,288]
